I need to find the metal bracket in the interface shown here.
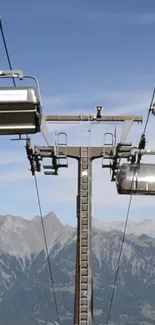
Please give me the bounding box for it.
[110,142,133,181]
[25,139,42,176]
[151,103,155,115]
[40,115,52,146]
[0,70,24,79]
[10,134,30,141]
[110,120,136,181]
[31,145,60,176]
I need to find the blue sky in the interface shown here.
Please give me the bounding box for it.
[0,0,155,225]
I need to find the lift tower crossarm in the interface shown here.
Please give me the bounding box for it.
[34,146,113,160]
[45,115,143,123]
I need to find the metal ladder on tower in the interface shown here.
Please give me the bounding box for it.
[56,132,68,168]
[102,128,116,169]
[79,119,92,325]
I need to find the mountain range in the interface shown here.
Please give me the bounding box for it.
[0,212,155,325]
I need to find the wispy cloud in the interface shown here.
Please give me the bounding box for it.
[43,90,151,142]
[84,12,155,25]
[5,3,155,26]
[42,90,122,110]
[43,89,151,118]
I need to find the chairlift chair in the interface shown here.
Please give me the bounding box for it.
[116,163,155,195]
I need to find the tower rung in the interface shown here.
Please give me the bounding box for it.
[81,320,87,324]
[81,206,88,210]
[81,240,87,246]
[80,277,88,283]
[80,247,88,253]
[81,192,89,196]
[81,314,87,320]
[81,195,88,200]
[81,269,88,275]
[81,307,87,313]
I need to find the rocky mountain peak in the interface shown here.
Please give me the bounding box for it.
[0,214,28,229]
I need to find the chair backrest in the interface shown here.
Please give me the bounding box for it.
[0,87,42,135]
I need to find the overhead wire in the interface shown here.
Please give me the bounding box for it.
[0,16,60,324]
[143,87,155,135]
[34,174,60,324]
[106,88,155,324]
[0,17,16,86]
[105,194,132,325]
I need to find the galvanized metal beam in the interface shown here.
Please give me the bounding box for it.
[34,146,114,160]
[45,115,143,123]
